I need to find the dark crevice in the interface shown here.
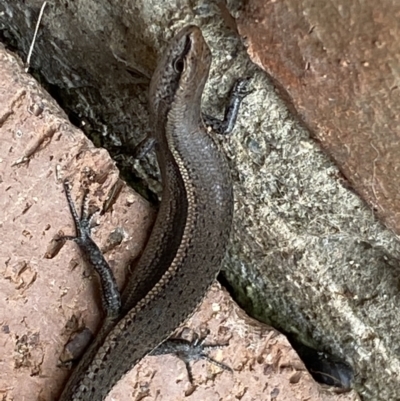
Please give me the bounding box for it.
[0,27,158,204]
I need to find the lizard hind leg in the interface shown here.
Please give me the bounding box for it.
[150,330,232,384]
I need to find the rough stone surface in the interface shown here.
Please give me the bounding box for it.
[238,0,400,233]
[0,42,154,399]
[1,1,400,400]
[235,1,400,399]
[107,284,359,401]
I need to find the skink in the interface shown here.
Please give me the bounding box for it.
[59,25,248,400]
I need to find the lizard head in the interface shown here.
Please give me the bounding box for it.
[149,25,212,129]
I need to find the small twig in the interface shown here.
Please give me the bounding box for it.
[25,1,47,72]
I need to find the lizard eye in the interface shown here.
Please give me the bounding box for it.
[173,35,191,73]
[173,56,185,73]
